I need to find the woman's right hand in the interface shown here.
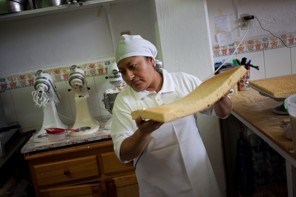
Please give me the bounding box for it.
[119,117,163,161]
[135,117,163,134]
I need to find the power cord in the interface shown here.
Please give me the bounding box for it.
[215,14,295,74]
[253,15,296,49]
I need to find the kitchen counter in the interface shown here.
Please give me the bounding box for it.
[21,128,111,154]
[230,89,296,197]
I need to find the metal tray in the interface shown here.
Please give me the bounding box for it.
[249,84,286,102]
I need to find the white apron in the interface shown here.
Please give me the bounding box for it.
[135,115,222,197]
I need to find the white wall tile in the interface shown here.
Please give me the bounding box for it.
[291,47,296,74]
[0,90,17,124]
[10,86,41,131]
[264,48,292,78]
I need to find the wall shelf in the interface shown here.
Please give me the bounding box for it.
[0,0,114,22]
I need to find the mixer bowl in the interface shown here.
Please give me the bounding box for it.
[35,0,65,8]
[7,0,27,12]
[103,92,119,114]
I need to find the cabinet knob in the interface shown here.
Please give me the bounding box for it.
[91,185,100,194]
[63,170,71,176]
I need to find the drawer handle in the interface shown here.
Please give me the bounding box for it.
[63,170,71,177]
[91,185,100,194]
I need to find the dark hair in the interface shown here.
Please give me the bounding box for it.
[145,56,162,73]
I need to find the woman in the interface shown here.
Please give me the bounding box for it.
[110,34,232,197]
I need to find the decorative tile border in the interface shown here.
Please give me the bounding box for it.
[0,58,115,91]
[212,32,296,57]
[2,32,295,92]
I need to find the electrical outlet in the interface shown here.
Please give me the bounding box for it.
[239,14,252,30]
[240,19,250,30]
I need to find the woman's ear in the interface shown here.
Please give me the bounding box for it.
[148,57,156,66]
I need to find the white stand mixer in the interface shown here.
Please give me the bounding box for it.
[31,70,67,142]
[103,62,126,130]
[68,65,100,136]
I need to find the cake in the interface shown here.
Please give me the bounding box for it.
[131,66,247,122]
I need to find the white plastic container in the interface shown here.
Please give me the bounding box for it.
[284,94,296,151]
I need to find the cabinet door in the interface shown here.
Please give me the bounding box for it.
[33,155,99,186]
[106,174,139,197]
[40,183,102,197]
[100,152,133,175]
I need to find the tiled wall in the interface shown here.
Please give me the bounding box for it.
[2,32,296,132]
[213,32,296,81]
[212,33,296,58]
[0,58,115,132]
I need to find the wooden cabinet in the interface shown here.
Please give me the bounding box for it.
[40,183,103,197]
[106,174,139,197]
[24,140,139,197]
[34,155,100,187]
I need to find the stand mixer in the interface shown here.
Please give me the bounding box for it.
[68,65,100,136]
[31,70,67,142]
[103,62,126,129]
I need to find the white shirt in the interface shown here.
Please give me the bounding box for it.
[111,69,213,162]
[110,69,221,197]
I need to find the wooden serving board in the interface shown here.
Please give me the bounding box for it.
[249,74,296,99]
[131,66,247,122]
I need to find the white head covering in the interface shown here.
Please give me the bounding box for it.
[115,34,157,64]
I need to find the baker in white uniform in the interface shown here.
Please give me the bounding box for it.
[110,34,232,197]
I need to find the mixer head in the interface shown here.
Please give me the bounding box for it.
[107,62,123,88]
[34,70,52,92]
[103,62,126,113]
[33,70,60,106]
[68,65,89,97]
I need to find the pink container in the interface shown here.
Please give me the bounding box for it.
[45,128,67,142]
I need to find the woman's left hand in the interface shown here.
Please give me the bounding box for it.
[214,93,232,118]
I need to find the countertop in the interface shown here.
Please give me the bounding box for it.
[230,89,296,160]
[21,127,111,154]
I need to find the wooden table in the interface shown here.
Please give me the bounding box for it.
[230,89,296,197]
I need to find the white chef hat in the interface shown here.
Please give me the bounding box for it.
[115,34,157,64]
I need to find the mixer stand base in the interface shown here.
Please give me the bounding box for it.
[69,126,100,137]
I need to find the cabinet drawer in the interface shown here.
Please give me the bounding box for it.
[34,155,99,186]
[100,152,133,175]
[106,174,139,197]
[40,182,102,197]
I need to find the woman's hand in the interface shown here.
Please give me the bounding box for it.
[135,117,164,134]
[119,117,163,161]
[213,93,232,118]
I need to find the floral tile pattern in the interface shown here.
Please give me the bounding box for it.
[0,59,114,91]
[1,32,296,92]
[212,32,296,57]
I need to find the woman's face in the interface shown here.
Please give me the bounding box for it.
[117,56,160,92]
